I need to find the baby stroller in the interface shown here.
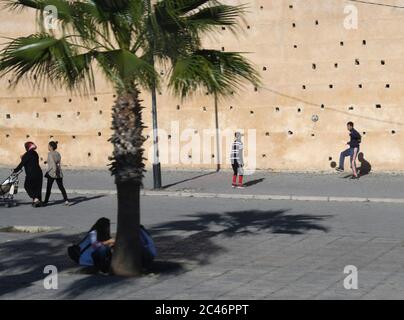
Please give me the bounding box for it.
[0,170,21,207]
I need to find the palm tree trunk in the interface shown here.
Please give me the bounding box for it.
[109,88,145,277]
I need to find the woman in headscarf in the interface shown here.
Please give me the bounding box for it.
[13,141,43,207]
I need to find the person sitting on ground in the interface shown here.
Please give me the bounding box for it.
[336,121,361,179]
[13,141,43,207]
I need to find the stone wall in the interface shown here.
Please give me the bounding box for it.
[1,0,404,172]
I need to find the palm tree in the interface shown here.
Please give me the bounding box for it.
[0,0,260,276]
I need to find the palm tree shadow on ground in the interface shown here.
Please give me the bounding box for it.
[0,209,330,298]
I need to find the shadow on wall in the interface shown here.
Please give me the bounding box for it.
[0,209,331,298]
[330,152,371,176]
[358,152,371,176]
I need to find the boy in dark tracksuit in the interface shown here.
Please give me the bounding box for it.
[231,132,244,189]
[336,122,361,179]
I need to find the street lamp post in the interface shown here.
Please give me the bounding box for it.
[151,85,162,189]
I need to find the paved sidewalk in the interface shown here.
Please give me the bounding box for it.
[2,167,404,203]
[1,194,404,299]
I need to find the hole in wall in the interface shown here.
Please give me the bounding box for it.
[99,110,103,115]
[202,106,207,111]
[263,66,267,71]
[247,25,250,29]
[260,6,263,9]
[349,106,354,110]
[315,20,319,25]
[288,130,293,135]
[363,132,366,135]
[43,97,47,103]
[222,27,226,30]
[6,134,10,138]
[17,100,20,103]
[265,132,270,136]
[98,132,102,136]
[26,135,30,138]
[94,97,98,101]
[36,113,39,118]
[188,154,192,159]
[311,133,315,137]
[176,105,180,110]
[392,130,396,134]
[334,63,338,68]
[88,152,91,157]
[363,40,367,45]
[221,47,225,51]
[57,114,62,118]
[6,114,11,119]
[275,107,280,112]
[302,85,306,90]
[289,4,293,8]
[330,161,337,168]
[329,157,332,161]
[312,63,316,70]
[262,154,266,158]
[340,41,344,46]
[211,154,215,158]
[77,112,80,116]
[381,60,385,65]
[294,45,298,48]
[72,135,76,139]
[329,84,333,89]
[355,59,360,65]
[168,135,172,139]
[321,104,325,109]
[49,135,53,139]
[386,84,390,88]
[297,108,302,113]
[68,98,72,103]
[376,104,382,109]
[358,84,363,88]
[250,110,254,115]
[229,106,233,110]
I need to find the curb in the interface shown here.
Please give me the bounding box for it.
[16,188,404,204]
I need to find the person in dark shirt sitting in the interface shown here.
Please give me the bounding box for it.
[13,141,43,207]
[336,122,361,179]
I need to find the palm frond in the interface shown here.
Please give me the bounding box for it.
[169,49,261,98]
[95,49,158,91]
[0,33,95,92]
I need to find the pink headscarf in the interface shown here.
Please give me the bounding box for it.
[24,141,37,152]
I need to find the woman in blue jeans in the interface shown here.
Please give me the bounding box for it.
[336,122,361,179]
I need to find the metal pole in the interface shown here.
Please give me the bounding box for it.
[151,85,162,189]
[148,0,162,189]
[214,93,221,171]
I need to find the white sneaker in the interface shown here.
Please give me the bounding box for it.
[64,201,71,206]
[236,185,245,189]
